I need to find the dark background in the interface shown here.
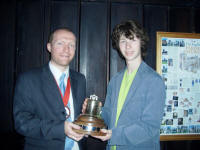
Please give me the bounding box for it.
[1,0,200,149]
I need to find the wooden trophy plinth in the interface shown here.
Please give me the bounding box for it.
[73,114,106,136]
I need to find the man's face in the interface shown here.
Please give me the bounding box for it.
[47,30,76,69]
[119,35,141,62]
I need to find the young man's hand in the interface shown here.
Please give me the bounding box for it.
[91,129,112,141]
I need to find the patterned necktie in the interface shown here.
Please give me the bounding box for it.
[59,73,74,150]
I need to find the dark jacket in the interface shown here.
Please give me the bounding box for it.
[13,64,86,150]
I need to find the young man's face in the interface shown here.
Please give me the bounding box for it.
[47,30,76,70]
[119,35,141,62]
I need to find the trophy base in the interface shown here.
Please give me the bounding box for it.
[73,114,107,136]
[73,128,106,136]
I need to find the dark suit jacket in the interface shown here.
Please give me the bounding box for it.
[13,64,86,150]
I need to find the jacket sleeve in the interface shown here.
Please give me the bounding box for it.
[13,74,66,140]
[109,77,166,146]
[101,81,112,126]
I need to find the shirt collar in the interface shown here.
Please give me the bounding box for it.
[49,61,69,83]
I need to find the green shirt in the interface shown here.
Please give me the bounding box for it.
[112,69,137,150]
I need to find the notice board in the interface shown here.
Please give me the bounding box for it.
[156,32,200,141]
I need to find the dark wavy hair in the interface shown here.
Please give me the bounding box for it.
[111,20,149,59]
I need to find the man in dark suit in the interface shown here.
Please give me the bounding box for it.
[13,28,86,150]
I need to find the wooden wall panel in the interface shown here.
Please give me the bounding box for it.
[51,1,79,70]
[80,2,108,100]
[79,2,108,149]
[169,7,192,32]
[110,3,143,78]
[0,1,25,150]
[194,8,200,33]
[0,0,16,134]
[144,5,168,69]
[16,0,44,75]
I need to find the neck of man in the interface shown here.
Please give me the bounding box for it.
[50,60,69,73]
[126,57,142,74]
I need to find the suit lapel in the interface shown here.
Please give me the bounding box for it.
[117,62,146,119]
[42,64,65,110]
[111,70,125,127]
[42,66,81,118]
[69,70,79,118]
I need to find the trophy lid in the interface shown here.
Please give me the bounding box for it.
[90,94,98,101]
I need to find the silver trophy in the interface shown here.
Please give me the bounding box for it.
[73,94,107,136]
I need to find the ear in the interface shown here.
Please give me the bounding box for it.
[47,43,51,53]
